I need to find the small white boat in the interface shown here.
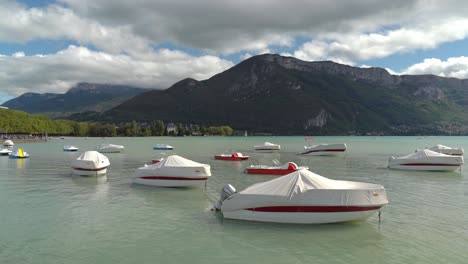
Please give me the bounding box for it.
[10,148,29,159]
[3,140,14,147]
[215,169,388,224]
[0,147,12,156]
[153,144,174,150]
[245,162,308,175]
[63,145,79,152]
[254,142,281,152]
[427,145,464,156]
[133,155,211,187]
[300,143,347,156]
[96,143,125,153]
[71,151,110,176]
[388,149,464,171]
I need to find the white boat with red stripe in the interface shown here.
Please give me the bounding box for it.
[245,162,308,175]
[133,155,211,187]
[300,143,347,156]
[388,149,463,171]
[254,142,280,152]
[72,151,110,176]
[215,169,388,224]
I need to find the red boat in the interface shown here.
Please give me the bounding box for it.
[245,162,308,175]
[214,153,250,161]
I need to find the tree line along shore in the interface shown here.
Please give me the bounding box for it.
[0,109,234,137]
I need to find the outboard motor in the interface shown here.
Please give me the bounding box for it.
[388,156,395,168]
[214,184,236,211]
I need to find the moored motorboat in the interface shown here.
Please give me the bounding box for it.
[71,151,110,176]
[300,143,347,156]
[0,147,12,156]
[63,145,79,152]
[96,143,125,153]
[3,139,14,147]
[214,152,249,161]
[133,155,211,187]
[388,149,463,171]
[427,145,464,156]
[215,169,388,224]
[254,142,280,152]
[153,144,174,150]
[245,162,308,175]
[10,148,29,159]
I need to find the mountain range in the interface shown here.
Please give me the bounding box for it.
[2,83,147,118]
[5,54,468,135]
[102,54,468,135]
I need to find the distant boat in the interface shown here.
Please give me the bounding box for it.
[3,140,14,147]
[245,162,308,175]
[215,169,388,224]
[133,155,211,187]
[10,148,29,159]
[153,144,174,150]
[254,142,280,152]
[388,149,463,171]
[0,147,12,156]
[63,145,79,152]
[300,143,347,156]
[72,151,110,176]
[214,152,249,161]
[96,144,125,153]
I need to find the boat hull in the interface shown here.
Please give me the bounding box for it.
[132,176,208,187]
[254,148,280,152]
[300,143,347,156]
[64,149,78,152]
[72,166,108,176]
[222,206,382,224]
[9,156,29,159]
[153,147,173,150]
[215,156,249,161]
[388,163,461,171]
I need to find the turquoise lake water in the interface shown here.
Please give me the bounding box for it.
[0,136,467,263]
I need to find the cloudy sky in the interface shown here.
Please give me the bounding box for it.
[1,0,468,103]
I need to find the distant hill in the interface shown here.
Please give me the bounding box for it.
[2,83,147,118]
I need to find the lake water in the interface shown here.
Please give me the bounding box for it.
[1,136,467,263]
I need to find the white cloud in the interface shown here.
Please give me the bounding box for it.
[404,57,468,79]
[293,17,468,64]
[0,45,233,96]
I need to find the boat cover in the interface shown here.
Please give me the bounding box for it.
[397,149,449,159]
[73,151,109,167]
[150,155,209,168]
[222,169,387,211]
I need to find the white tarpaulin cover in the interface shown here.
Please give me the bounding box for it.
[398,149,449,159]
[72,151,109,168]
[221,169,387,211]
[430,145,452,151]
[154,155,209,168]
[134,155,211,178]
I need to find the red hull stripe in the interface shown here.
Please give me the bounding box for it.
[215,156,249,160]
[72,166,109,171]
[245,205,382,213]
[140,176,208,181]
[245,169,296,175]
[301,149,346,154]
[399,163,462,166]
